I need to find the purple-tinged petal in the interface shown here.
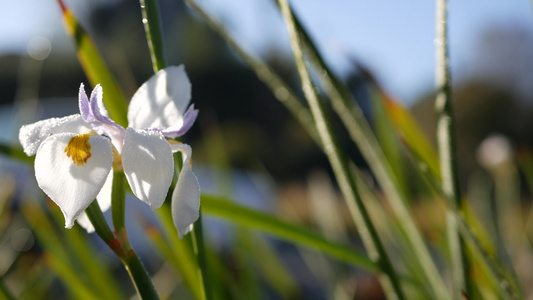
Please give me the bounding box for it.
[86,84,126,152]
[79,83,95,122]
[90,84,113,125]
[161,105,199,138]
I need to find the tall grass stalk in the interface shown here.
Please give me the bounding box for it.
[278,0,404,298]
[434,0,472,297]
[183,0,319,145]
[279,6,450,299]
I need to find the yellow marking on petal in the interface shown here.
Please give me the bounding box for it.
[64,132,93,166]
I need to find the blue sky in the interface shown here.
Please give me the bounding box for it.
[2,0,533,104]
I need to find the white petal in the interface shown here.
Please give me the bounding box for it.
[76,171,113,233]
[122,128,174,209]
[171,168,200,239]
[75,213,94,233]
[35,133,113,228]
[169,143,200,238]
[96,170,113,212]
[19,114,92,156]
[128,65,191,130]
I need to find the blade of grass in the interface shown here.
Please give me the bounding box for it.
[44,254,99,300]
[370,87,408,197]
[156,203,203,299]
[375,87,440,179]
[140,0,167,72]
[145,224,201,298]
[201,195,378,273]
[18,260,56,300]
[57,0,128,126]
[241,233,300,298]
[278,0,405,298]
[407,140,522,300]
[435,0,471,297]
[50,212,124,299]
[278,5,450,298]
[183,0,319,146]
[0,144,34,165]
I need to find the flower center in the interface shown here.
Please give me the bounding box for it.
[64,133,92,166]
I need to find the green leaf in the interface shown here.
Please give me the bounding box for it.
[58,0,128,126]
[378,91,440,179]
[201,194,377,272]
[154,203,204,299]
[0,144,34,164]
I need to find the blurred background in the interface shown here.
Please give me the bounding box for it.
[2,0,533,299]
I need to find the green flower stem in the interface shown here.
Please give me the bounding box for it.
[278,1,404,299]
[190,213,211,300]
[280,6,450,299]
[88,170,158,299]
[122,250,160,300]
[85,200,115,244]
[111,171,126,232]
[435,0,471,298]
[140,1,211,298]
[139,0,166,73]
[83,182,156,300]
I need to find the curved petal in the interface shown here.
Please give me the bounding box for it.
[75,212,93,233]
[170,143,200,238]
[80,84,126,153]
[79,83,95,122]
[122,128,173,209]
[35,133,113,228]
[160,104,199,138]
[128,65,192,130]
[76,170,113,233]
[19,114,92,156]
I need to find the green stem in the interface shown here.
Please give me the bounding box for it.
[86,172,159,298]
[434,0,471,298]
[85,200,115,244]
[281,6,450,298]
[87,203,159,299]
[278,1,404,299]
[190,213,211,300]
[111,171,127,231]
[139,0,166,72]
[123,250,160,300]
[141,1,211,298]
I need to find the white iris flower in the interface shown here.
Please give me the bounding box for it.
[19,65,200,238]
